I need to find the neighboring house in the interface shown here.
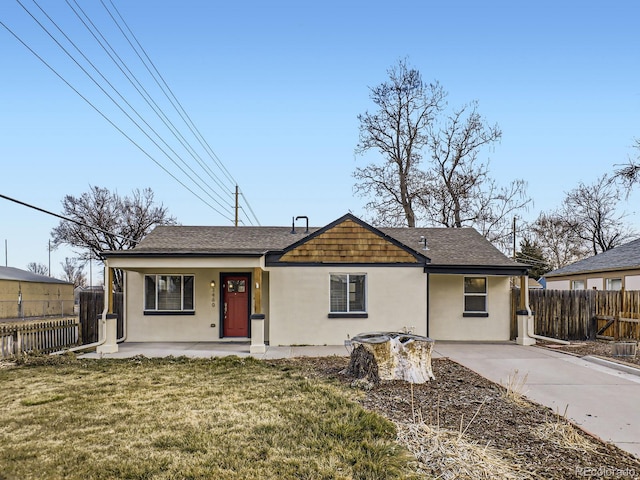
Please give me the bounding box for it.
[0,266,74,319]
[103,213,528,345]
[544,237,640,291]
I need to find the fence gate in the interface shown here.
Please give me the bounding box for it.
[78,291,123,344]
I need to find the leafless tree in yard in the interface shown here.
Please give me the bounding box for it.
[419,102,530,251]
[614,138,640,194]
[51,186,177,291]
[60,257,87,287]
[529,212,589,270]
[26,262,49,276]
[563,174,635,255]
[354,60,531,250]
[354,59,446,227]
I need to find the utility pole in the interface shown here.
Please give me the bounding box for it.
[4,239,7,267]
[48,240,51,276]
[235,185,239,227]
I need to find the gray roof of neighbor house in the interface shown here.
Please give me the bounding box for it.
[105,219,526,269]
[0,266,71,284]
[545,237,640,277]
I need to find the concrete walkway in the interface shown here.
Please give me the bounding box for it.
[79,341,351,360]
[433,342,640,459]
[81,341,640,459]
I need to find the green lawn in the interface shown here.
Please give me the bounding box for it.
[0,354,417,480]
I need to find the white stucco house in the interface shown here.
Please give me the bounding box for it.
[103,213,528,346]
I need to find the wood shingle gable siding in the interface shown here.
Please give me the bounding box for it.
[279,219,419,263]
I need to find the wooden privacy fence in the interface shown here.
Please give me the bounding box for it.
[0,317,80,358]
[511,289,640,341]
[78,291,123,344]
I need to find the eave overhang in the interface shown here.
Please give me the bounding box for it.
[425,264,529,276]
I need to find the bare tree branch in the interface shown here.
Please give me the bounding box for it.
[50,186,177,291]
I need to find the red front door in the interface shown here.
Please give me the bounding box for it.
[222,274,250,337]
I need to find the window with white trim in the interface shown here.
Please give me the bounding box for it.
[144,275,194,312]
[571,280,585,290]
[330,274,366,314]
[605,278,622,291]
[464,277,487,315]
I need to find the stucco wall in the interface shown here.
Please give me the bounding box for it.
[125,268,258,342]
[0,279,74,319]
[267,266,427,346]
[428,274,511,341]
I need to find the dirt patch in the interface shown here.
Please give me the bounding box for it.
[538,339,640,368]
[276,356,640,479]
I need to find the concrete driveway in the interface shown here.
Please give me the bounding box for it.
[82,340,640,459]
[433,342,640,459]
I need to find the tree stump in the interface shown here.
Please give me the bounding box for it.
[345,332,435,384]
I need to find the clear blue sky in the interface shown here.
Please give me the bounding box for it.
[1,0,639,283]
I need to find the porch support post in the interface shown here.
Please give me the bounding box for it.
[515,274,535,346]
[250,267,266,354]
[97,265,118,354]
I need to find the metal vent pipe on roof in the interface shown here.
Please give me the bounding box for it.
[291,216,309,234]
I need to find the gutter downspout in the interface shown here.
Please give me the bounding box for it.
[426,272,430,338]
[520,275,570,345]
[117,270,127,343]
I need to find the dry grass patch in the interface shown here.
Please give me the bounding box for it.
[0,354,417,480]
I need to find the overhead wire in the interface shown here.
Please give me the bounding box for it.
[0,193,139,244]
[103,0,237,187]
[27,0,235,215]
[0,16,234,223]
[104,0,262,225]
[4,1,261,225]
[68,0,235,201]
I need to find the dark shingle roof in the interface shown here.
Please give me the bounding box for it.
[379,227,522,267]
[107,217,524,269]
[126,226,318,255]
[545,237,640,277]
[0,266,71,284]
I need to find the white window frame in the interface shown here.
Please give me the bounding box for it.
[463,277,488,316]
[605,278,622,291]
[571,280,585,290]
[144,274,195,313]
[329,273,367,316]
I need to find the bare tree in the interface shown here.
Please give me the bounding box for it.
[354,60,531,249]
[529,212,589,270]
[60,257,87,288]
[614,138,640,194]
[354,58,446,227]
[417,102,530,250]
[51,186,177,291]
[26,262,49,276]
[422,102,503,227]
[563,174,635,255]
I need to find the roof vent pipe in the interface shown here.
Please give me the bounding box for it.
[295,216,309,233]
[291,217,296,234]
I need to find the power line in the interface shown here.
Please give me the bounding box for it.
[68,0,235,201]
[0,193,139,244]
[0,13,235,222]
[103,0,260,225]
[21,0,234,214]
[4,2,260,226]
[104,0,238,187]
